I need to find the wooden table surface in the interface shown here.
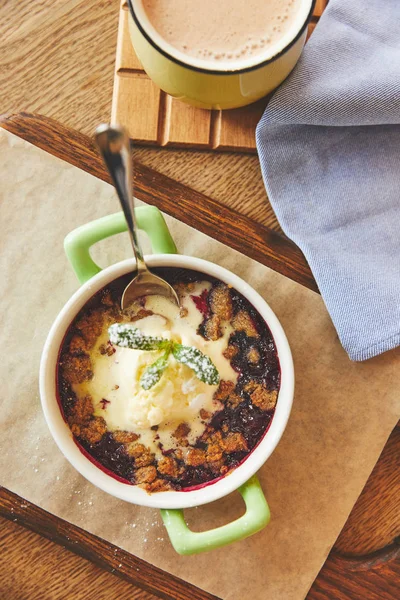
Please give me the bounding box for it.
[1,1,399,599]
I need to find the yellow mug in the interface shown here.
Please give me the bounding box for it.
[127,0,316,110]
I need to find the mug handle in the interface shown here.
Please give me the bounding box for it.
[161,475,270,555]
[64,206,177,284]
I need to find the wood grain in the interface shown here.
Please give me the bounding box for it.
[313,0,329,18]
[334,424,400,556]
[0,491,216,600]
[113,74,162,141]
[112,0,326,152]
[0,517,157,600]
[0,113,399,600]
[0,0,281,232]
[168,99,213,147]
[0,112,317,292]
[218,99,268,151]
[309,547,400,600]
[0,0,118,136]
[1,486,399,600]
[116,5,143,71]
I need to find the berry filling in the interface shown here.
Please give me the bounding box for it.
[57,268,280,493]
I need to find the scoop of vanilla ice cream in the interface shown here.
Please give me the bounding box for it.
[123,354,215,429]
[74,281,237,453]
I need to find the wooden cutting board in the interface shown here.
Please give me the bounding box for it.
[0,113,399,600]
[111,1,328,152]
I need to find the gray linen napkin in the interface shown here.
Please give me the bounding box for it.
[256,0,400,361]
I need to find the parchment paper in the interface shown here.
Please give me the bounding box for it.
[1,129,399,600]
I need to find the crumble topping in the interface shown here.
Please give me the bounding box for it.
[232,310,259,337]
[58,268,280,493]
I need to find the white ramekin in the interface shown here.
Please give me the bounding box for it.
[40,254,294,509]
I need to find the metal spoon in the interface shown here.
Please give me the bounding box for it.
[95,124,179,309]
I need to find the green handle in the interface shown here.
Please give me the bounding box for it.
[161,475,270,555]
[64,206,177,283]
[64,211,269,554]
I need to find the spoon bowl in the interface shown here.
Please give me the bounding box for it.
[121,268,180,309]
[95,124,179,309]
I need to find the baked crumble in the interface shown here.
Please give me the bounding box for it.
[57,268,280,492]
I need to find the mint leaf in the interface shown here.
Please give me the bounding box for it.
[108,323,166,351]
[108,324,220,389]
[140,354,170,390]
[172,344,220,386]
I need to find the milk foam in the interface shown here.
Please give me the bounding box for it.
[141,0,302,65]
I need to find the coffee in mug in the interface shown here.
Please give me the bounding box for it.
[142,0,303,68]
[127,0,315,109]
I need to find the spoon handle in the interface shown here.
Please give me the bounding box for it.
[95,124,147,274]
